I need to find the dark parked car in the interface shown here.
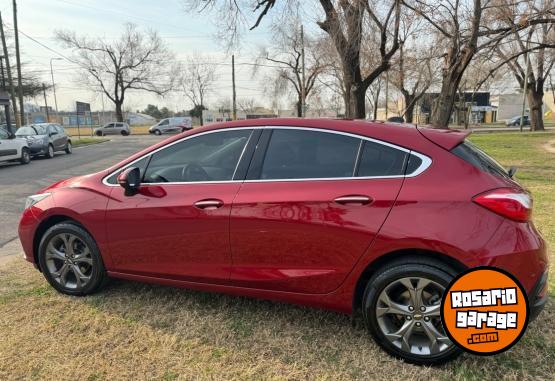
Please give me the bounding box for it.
[506,115,530,127]
[19,119,547,365]
[15,123,72,158]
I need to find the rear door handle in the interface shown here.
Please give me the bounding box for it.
[194,199,224,210]
[334,195,372,205]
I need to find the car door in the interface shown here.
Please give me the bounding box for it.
[229,127,410,294]
[158,119,170,133]
[105,128,259,284]
[47,125,61,150]
[114,122,124,133]
[0,128,19,161]
[55,125,67,147]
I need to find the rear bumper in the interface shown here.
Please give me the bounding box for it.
[529,270,549,321]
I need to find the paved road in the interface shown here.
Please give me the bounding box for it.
[0,135,162,247]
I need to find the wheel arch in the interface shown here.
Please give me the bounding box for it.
[352,249,468,315]
[33,215,85,271]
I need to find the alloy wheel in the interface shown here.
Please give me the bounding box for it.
[376,277,453,356]
[44,233,93,290]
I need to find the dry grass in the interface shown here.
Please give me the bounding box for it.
[1,132,554,380]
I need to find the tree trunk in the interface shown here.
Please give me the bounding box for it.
[403,93,415,123]
[527,87,544,131]
[431,79,459,128]
[296,99,302,117]
[115,101,124,122]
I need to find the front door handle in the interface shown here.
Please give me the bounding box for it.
[334,195,372,205]
[194,199,224,210]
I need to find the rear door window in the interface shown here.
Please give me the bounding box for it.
[451,140,510,179]
[260,129,360,180]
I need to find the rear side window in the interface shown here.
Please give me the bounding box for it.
[356,141,408,177]
[260,129,360,180]
[451,140,510,179]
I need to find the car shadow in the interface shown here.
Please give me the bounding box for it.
[85,278,381,367]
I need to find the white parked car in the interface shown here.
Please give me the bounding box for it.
[149,117,193,135]
[94,122,131,136]
[0,127,30,165]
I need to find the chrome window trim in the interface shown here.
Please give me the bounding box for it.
[102,125,432,186]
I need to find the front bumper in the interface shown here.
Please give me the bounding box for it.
[28,144,47,155]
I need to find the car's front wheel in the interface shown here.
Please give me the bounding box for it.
[20,147,30,164]
[45,144,55,159]
[38,222,108,296]
[65,141,72,154]
[362,259,461,365]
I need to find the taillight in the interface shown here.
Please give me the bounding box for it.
[473,188,532,222]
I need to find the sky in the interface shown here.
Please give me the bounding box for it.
[0,0,285,113]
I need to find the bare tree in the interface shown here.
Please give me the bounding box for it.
[181,54,218,126]
[237,97,256,114]
[403,0,554,128]
[255,21,327,117]
[56,24,177,122]
[493,0,555,131]
[187,0,401,119]
[387,14,438,123]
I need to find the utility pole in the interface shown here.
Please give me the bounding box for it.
[12,0,24,126]
[0,12,18,129]
[232,54,237,120]
[300,24,306,117]
[520,37,531,132]
[42,83,49,122]
[0,56,5,90]
[50,58,62,116]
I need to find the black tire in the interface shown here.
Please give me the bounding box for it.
[65,141,72,154]
[38,222,108,296]
[154,129,161,136]
[121,130,129,136]
[96,131,104,137]
[362,258,462,365]
[20,147,31,164]
[45,144,55,159]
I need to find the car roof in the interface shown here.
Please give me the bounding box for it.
[192,118,420,148]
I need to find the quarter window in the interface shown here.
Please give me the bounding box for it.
[143,129,252,183]
[260,129,360,180]
[356,141,409,177]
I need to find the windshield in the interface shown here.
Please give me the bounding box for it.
[16,126,38,136]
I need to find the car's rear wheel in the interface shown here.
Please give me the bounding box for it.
[362,259,461,365]
[38,222,108,296]
[65,141,72,154]
[20,147,30,164]
[121,130,129,136]
[45,144,55,159]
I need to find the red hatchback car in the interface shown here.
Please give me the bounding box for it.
[19,119,548,364]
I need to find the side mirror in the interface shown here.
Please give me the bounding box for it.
[117,167,141,196]
[49,132,56,137]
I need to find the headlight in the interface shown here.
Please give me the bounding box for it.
[25,193,51,209]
